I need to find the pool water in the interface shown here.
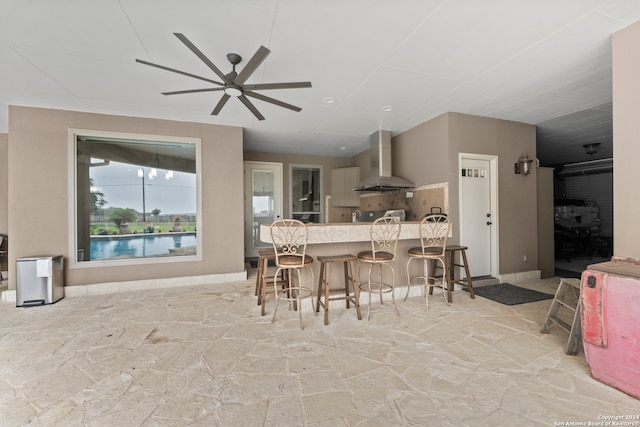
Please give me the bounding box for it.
[90,233,197,260]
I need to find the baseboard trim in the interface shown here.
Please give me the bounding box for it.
[499,270,541,284]
[1,270,248,302]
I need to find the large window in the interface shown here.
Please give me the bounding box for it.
[72,130,200,264]
[291,165,321,223]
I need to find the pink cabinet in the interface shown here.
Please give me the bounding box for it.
[581,257,640,400]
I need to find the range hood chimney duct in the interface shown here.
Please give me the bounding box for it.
[353,130,415,192]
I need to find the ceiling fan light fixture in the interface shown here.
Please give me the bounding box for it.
[224,86,243,97]
[137,34,311,120]
[583,142,601,155]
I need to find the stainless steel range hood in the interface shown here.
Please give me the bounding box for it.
[353,130,415,192]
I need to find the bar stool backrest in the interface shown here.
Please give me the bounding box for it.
[369,216,401,261]
[270,219,308,268]
[419,214,451,258]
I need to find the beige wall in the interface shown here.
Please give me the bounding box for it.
[612,22,640,258]
[350,114,450,187]
[394,113,450,185]
[7,106,245,290]
[0,133,7,235]
[243,151,351,219]
[448,112,538,274]
[350,150,369,180]
[368,112,538,276]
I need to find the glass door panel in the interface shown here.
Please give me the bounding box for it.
[244,162,282,257]
[291,166,321,224]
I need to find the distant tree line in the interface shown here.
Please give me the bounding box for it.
[90,207,196,224]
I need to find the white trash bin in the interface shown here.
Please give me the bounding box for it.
[16,255,64,307]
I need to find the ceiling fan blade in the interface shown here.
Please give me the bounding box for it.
[136,59,223,86]
[238,95,265,121]
[242,82,312,91]
[163,88,225,96]
[244,91,302,112]
[173,33,230,84]
[211,94,231,116]
[234,45,270,86]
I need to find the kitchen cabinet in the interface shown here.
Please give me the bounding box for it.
[331,167,360,207]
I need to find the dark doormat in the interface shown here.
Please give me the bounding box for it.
[464,283,554,305]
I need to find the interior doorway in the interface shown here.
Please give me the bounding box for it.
[459,154,499,278]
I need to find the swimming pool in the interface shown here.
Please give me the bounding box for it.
[89,233,197,260]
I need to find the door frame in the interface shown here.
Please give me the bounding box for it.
[244,161,283,258]
[458,153,499,278]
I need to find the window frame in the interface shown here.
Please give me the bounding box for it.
[68,128,203,269]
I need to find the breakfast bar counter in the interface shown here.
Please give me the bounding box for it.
[260,221,424,245]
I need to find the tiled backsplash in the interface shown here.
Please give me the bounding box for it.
[326,183,448,223]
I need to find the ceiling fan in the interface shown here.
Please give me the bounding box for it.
[136,33,312,120]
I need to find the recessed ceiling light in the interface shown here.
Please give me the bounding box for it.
[381,105,393,112]
[323,97,336,104]
[339,146,347,150]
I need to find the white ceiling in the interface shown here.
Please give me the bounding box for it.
[1,1,639,164]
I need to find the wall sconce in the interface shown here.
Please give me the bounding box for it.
[514,155,533,176]
[583,142,600,156]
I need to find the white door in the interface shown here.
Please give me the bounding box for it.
[244,161,283,258]
[459,155,498,277]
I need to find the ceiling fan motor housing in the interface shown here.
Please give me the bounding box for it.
[226,53,242,65]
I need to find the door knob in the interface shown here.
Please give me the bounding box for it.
[486,221,492,225]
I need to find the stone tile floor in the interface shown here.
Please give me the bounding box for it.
[0,273,639,426]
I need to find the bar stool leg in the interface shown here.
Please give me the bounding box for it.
[257,256,266,305]
[260,256,270,316]
[428,259,436,296]
[446,251,454,303]
[323,262,330,325]
[315,261,325,316]
[460,248,475,298]
[348,259,362,320]
[315,257,335,325]
[422,257,429,308]
[343,261,350,309]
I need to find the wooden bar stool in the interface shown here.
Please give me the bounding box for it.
[431,245,474,303]
[315,254,362,325]
[255,248,288,316]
